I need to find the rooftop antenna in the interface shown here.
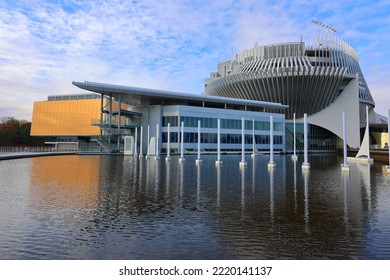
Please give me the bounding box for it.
[311,19,336,32]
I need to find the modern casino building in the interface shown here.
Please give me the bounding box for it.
[204,30,387,150]
[70,81,287,154]
[31,29,387,154]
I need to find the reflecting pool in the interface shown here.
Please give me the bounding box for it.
[0,154,389,259]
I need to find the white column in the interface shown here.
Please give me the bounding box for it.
[240,117,247,167]
[215,118,222,165]
[179,121,185,162]
[302,113,310,170]
[196,119,202,164]
[386,109,390,173]
[166,123,171,161]
[268,115,275,168]
[146,125,150,159]
[155,123,160,159]
[134,127,138,157]
[139,126,143,158]
[366,106,371,160]
[291,113,298,160]
[341,112,350,172]
[251,118,256,158]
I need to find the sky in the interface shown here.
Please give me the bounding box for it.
[1,0,390,121]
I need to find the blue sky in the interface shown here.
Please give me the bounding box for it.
[1,0,389,120]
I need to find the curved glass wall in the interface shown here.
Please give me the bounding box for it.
[285,123,339,151]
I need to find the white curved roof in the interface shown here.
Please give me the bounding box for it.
[72,81,288,110]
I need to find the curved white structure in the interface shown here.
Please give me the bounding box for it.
[204,31,385,148]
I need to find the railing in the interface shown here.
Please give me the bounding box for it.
[0,146,59,153]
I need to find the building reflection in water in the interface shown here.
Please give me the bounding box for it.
[269,167,274,225]
[303,168,310,234]
[29,155,100,211]
[166,159,171,198]
[196,164,201,208]
[252,156,256,195]
[343,172,350,238]
[293,159,298,212]
[179,160,184,204]
[241,166,245,213]
[155,159,160,199]
[146,158,151,193]
[11,154,388,259]
[138,157,143,191]
[363,163,372,212]
[216,164,221,213]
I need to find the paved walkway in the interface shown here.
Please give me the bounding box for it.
[0,151,76,161]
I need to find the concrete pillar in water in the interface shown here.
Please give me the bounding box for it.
[134,127,138,157]
[302,113,310,170]
[341,112,350,172]
[291,113,298,160]
[251,118,256,158]
[215,118,222,165]
[196,119,202,164]
[240,117,247,167]
[268,115,276,168]
[146,125,150,159]
[179,121,185,162]
[139,126,143,158]
[155,124,160,159]
[166,123,171,161]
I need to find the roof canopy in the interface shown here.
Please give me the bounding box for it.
[72,81,288,111]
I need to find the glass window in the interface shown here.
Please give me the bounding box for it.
[274,122,283,131]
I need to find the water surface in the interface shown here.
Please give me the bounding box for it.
[0,154,389,259]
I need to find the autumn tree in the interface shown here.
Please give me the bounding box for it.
[0,117,44,146]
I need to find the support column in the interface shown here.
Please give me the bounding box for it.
[117,93,121,151]
[179,121,185,162]
[215,118,222,165]
[251,118,256,158]
[302,113,310,170]
[155,124,160,159]
[166,123,171,161]
[268,115,276,168]
[146,125,150,159]
[139,126,143,158]
[366,106,371,160]
[240,117,247,167]
[99,94,104,153]
[109,94,113,152]
[196,119,202,164]
[341,112,350,172]
[134,127,138,157]
[291,113,298,160]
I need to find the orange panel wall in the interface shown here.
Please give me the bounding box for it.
[31,99,101,136]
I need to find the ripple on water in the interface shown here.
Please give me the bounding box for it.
[1,155,390,259]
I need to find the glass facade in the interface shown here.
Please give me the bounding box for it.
[162,116,283,131]
[285,123,339,151]
[162,116,179,127]
[161,113,285,152]
[162,132,283,145]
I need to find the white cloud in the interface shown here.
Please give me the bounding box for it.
[0,0,389,120]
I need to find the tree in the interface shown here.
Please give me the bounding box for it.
[0,117,44,146]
